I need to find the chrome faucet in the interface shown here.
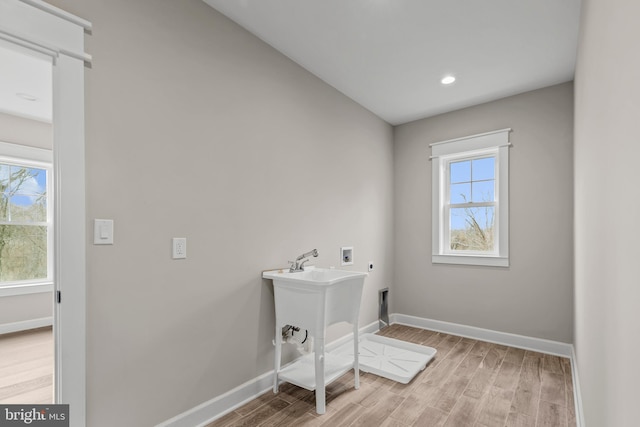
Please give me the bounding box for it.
[289,249,319,272]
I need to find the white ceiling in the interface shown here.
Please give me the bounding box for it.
[204,0,582,125]
[0,42,52,123]
[0,2,581,126]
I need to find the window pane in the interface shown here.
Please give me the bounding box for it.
[472,180,495,203]
[10,195,47,222]
[0,165,9,222]
[0,194,7,222]
[0,165,47,223]
[0,225,47,281]
[0,164,10,186]
[450,183,470,204]
[450,207,495,252]
[450,160,471,183]
[31,168,47,189]
[472,157,495,181]
[9,166,45,194]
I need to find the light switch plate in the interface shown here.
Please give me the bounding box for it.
[93,219,114,245]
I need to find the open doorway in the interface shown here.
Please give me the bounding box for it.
[0,1,90,423]
[0,40,54,404]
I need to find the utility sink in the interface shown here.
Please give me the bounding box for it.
[263,267,367,287]
[263,267,368,415]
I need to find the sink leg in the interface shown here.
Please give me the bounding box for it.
[353,322,360,390]
[314,336,325,414]
[274,322,282,393]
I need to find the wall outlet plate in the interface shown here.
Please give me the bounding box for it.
[368,261,374,272]
[172,237,187,259]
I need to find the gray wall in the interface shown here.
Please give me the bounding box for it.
[47,1,393,426]
[574,0,640,425]
[0,112,52,329]
[393,82,574,343]
[0,293,52,327]
[0,112,53,150]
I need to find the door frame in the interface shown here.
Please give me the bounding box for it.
[0,1,90,425]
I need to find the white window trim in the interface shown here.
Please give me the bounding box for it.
[0,140,54,290]
[0,282,53,297]
[431,129,511,267]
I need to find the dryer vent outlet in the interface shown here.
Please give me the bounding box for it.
[379,288,389,330]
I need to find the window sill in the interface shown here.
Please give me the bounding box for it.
[432,255,509,268]
[0,282,54,297]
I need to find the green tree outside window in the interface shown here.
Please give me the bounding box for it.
[0,164,48,282]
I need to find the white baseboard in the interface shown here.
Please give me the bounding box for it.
[570,346,586,427]
[391,313,573,357]
[156,320,380,427]
[156,370,274,427]
[157,315,584,427]
[0,317,53,335]
[391,313,583,427]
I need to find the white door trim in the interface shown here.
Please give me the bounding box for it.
[53,53,87,427]
[0,1,90,425]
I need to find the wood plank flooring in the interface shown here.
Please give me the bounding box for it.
[207,325,576,427]
[0,327,53,404]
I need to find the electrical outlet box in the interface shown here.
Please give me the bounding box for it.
[172,237,187,259]
[341,246,353,266]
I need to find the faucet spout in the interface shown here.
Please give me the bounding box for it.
[296,249,318,262]
[289,249,319,272]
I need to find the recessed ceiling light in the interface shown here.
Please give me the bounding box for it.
[441,75,456,85]
[16,92,38,101]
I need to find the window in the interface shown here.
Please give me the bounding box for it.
[0,141,52,288]
[431,129,510,267]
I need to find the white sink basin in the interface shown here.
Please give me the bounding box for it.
[262,267,368,327]
[263,267,367,287]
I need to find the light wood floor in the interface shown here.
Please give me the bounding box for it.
[0,327,54,404]
[208,325,576,427]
